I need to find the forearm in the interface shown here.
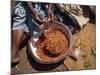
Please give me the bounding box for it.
[27,2,35,16]
[48,4,53,11]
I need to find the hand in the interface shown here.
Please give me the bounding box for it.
[35,14,44,23]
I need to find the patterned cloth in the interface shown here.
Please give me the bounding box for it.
[12,2,48,36]
[58,4,90,28]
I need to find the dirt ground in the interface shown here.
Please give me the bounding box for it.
[11,20,96,74]
[72,22,96,70]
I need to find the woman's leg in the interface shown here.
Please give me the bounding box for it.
[11,30,27,63]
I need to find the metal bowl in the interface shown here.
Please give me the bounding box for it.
[28,21,72,64]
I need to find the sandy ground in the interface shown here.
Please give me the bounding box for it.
[72,22,96,70]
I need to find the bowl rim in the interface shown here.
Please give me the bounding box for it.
[28,21,73,64]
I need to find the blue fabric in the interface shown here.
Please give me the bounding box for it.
[12,2,48,36]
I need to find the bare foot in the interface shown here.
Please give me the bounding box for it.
[11,54,20,63]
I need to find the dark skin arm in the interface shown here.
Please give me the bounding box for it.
[27,2,43,24]
[27,2,36,16]
[48,4,54,20]
[27,2,54,22]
